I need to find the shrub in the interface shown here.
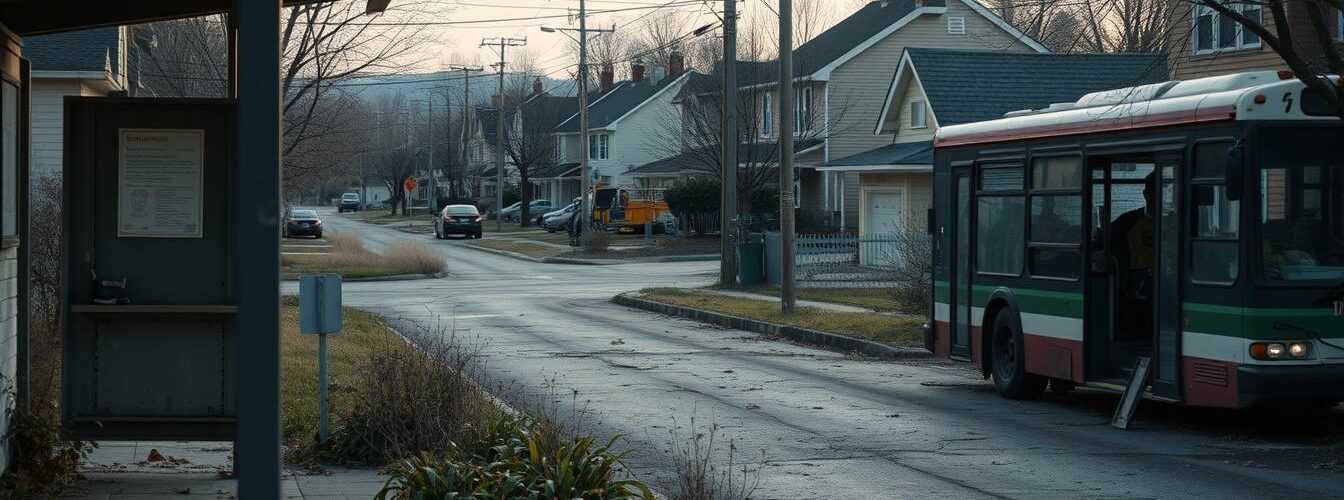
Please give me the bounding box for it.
[376,413,653,500]
[879,217,932,314]
[662,420,759,500]
[0,403,97,497]
[326,231,366,254]
[584,229,611,252]
[384,242,447,275]
[317,327,491,466]
[748,188,778,215]
[665,178,721,236]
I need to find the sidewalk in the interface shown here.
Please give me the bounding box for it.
[66,441,384,499]
[695,289,888,314]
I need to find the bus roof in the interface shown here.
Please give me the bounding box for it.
[935,71,1342,148]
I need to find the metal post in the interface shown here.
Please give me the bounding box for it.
[428,99,437,215]
[720,0,738,286]
[450,66,483,199]
[234,0,282,495]
[318,332,328,442]
[359,152,367,209]
[578,0,590,248]
[779,0,796,313]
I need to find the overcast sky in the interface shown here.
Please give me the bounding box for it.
[407,0,858,81]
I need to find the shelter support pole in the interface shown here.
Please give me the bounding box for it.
[234,0,283,496]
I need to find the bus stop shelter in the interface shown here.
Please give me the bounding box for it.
[0,0,389,497]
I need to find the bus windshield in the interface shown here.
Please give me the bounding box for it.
[1257,127,1344,283]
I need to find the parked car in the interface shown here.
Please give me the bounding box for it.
[284,209,323,238]
[499,199,552,222]
[435,204,482,239]
[535,198,581,226]
[495,201,521,221]
[338,192,360,213]
[540,201,580,232]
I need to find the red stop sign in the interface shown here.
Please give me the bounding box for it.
[404,176,418,192]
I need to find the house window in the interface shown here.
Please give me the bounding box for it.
[794,87,814,133]
[762,92,773,137]
[1193,2,1262,54]
[588,133,609,160]
[947,16,966,35]
[910,100,927,128]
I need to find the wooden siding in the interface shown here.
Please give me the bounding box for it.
[825,0,1036,162]
[858,171,933,234]
[889,74,936,143]
[1168,2,1341,80]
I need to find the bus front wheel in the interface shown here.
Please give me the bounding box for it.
[991,308,1047,400]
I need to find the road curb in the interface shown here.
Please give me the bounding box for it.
[280,272,447,282]
[461,242,546,262]
[612,293,931,359]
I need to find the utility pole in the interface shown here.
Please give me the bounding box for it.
[779,0,796,312]
[720,0,738,287]
[481,37,526,232]
[540,4,612,249]
[427,98,436,214]
[450,65,484,199]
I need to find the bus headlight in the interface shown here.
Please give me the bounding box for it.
[1250,341,1313,360]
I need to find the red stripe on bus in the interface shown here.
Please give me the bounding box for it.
[935,105,1238,148]
[1182,356,1239,408]
[934,320,951,357]
[1023,334,1085,383]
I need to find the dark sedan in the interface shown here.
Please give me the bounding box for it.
[284,209,323,238]
[436,204,483,239]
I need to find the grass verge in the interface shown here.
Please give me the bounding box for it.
[638,287,924,345]
[280,298,392,443]
[734,286,905,313]
[282,232,445,278]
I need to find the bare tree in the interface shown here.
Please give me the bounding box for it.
[1193,0,1343,119]
[500,76,566,226]
[136,0,438,186]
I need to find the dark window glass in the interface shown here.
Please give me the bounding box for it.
[1031,157,1081,189]
[1031,195,1082,243]
[1193,142,1229,179]
[1192,241,1239,282]
[1030,248,1080,279]
[976,196,1024,274]
[1196,12,1213,51]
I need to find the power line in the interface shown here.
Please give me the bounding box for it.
[311,2,703,26]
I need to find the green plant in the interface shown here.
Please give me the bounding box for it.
[665,178,721,236]
[0,404,97,498]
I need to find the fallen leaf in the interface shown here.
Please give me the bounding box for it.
[147,449,166,462]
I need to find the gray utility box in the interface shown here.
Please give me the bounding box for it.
[62,98,238,440]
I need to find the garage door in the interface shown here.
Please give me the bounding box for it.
[862,191,903,267]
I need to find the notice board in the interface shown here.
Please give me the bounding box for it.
[62,98,237,440]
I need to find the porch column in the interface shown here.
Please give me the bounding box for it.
[233,0,282,496]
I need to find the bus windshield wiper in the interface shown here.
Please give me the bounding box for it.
[1275,321,1344,351]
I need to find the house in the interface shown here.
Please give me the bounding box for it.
[820,48,1167,254]
[26,27,131,178]
[509,82,579,207]
[722,0,1050,230]
[1169,2,1342,79]
[553,54,696,189]
[469,107,516,200]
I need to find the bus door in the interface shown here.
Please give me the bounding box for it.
[1085,155,1182,399]
[951,168,973,357]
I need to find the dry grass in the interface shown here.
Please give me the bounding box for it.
[638,288,925,346]
[735,286,904,313]
[585,230,611,252]
[282,231,446,278]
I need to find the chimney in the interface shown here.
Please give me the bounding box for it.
[631,61,646,82]
[600,64,614,92]
[532,77,543,95]
[669,51,685,78]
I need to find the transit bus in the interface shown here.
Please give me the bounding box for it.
[928,71,1344,408]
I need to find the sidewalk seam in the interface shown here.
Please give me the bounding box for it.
[611,293,930,359]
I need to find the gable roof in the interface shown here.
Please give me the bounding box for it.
[877,48,1169,134]
[625,139,823,177]
[26,27,121,75]
[555,71,691,133]
[475,108,501,142]
[520,94,578,133]
[737,0,1047,88]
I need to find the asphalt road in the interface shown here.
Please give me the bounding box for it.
[296,211,1344,499]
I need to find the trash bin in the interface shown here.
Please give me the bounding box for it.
[763,231,782,286]
[737,233,765,285]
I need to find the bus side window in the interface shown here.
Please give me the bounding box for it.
[1191,142,1239,284]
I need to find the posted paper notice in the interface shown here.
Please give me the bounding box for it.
[118,129,205,238]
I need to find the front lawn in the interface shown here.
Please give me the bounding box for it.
[281,232,445,278]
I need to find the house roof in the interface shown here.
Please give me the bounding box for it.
[476,108,500,141]
[737,0,944,87]
[26,27,121,75]
[555,72,688,133]
[818,140,933,171]
[880,48,1169,132]
[625,139,824,177]
[520,94,578,133]
[531,162,581,180]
